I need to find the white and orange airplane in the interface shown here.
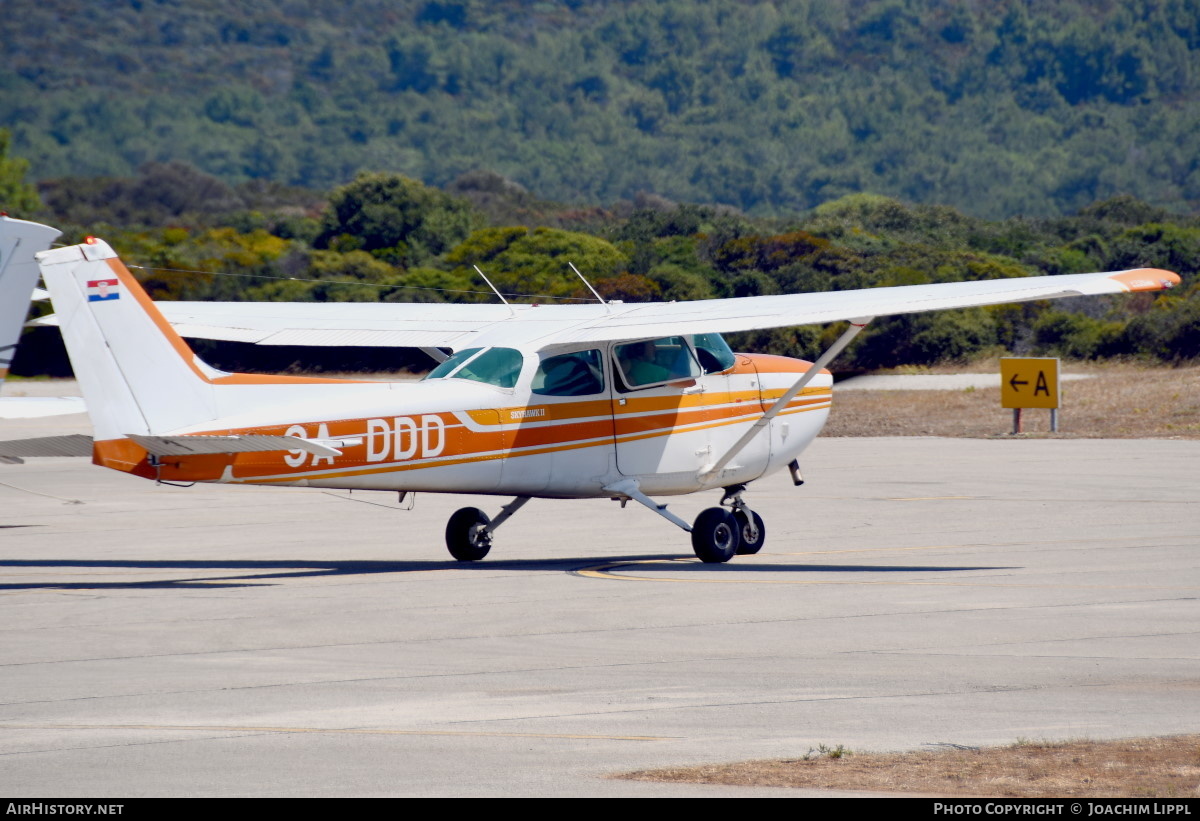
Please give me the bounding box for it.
[5,222,1181,562]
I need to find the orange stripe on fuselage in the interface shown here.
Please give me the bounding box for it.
[110,385,831,485]
[239,399,831,485]
[611,400,830,449]
[468,400,614,425]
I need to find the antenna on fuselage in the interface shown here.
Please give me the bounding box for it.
[568,261,611,314]
[473,265,516,317]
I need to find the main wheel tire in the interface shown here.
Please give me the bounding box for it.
[734,509,766,555]
[446,507,492,561]
[691,507,740,564]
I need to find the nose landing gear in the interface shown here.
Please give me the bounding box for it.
[691,485,765,563]
[691,507,740,563]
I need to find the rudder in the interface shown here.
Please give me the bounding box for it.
[37,238,220,440]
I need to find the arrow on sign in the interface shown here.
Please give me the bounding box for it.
[1009,374,1028,391]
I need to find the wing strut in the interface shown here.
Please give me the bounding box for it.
[700,317,874,482]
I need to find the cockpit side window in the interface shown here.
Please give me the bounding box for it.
[532,349,605,396]
[614,336,702,390]
[423,346,524,389]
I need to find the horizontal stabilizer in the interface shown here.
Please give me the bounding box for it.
[0,434,94,464]
[127,433,353,458]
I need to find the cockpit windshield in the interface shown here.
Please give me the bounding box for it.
[423,347,524,389]
[691,333,737,373]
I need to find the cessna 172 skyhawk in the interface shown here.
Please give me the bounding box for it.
[19,225,1180,563]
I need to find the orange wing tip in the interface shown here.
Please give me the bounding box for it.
[1108,268,1181,292]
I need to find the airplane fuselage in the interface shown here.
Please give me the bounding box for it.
[93,351,831,499]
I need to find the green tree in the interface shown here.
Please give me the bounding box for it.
[447,226,628,301]
[1032,310,1125,359]
[0,129,41,216]
[850,309,1000,369]
[317,172,477,266]
[1122,288,1200,361]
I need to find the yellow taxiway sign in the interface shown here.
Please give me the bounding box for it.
[1000,357,1059,409]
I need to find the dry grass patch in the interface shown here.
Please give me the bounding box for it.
[825,363,1200,439]
[620,736,1200,797]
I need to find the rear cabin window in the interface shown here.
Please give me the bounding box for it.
[532,350,605,396]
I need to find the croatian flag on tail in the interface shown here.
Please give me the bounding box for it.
[87,279,119,302]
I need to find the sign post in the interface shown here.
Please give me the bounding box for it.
[1000,357,1060,434]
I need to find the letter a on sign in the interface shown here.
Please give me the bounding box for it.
[1000,357,1059,409]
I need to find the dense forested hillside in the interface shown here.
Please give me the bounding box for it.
[2,0,1196,375]
[7,158,1197,375]
[3,0,1199,217]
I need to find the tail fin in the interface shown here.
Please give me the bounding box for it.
[0,216,61,386]
[36,237,222,440]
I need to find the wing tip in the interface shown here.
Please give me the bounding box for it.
[1108,268,1181,292]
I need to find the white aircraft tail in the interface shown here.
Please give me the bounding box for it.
[0,216,61,386]
[36,237,225,440]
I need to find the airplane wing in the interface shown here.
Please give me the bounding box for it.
[116,267,1182,352]
[106,301,529,349]
[531,269,1181,348]
[31,259,1179,352]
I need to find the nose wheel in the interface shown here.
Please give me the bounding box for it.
[691,507,740,563]
[602,479,768,565]
[690,485,767,563]
[734,509,765,554]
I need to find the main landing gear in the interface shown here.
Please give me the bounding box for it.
[445,507,493,561]
[445,496,530,562]
[443,484,768,565]
[690,485,765,564]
